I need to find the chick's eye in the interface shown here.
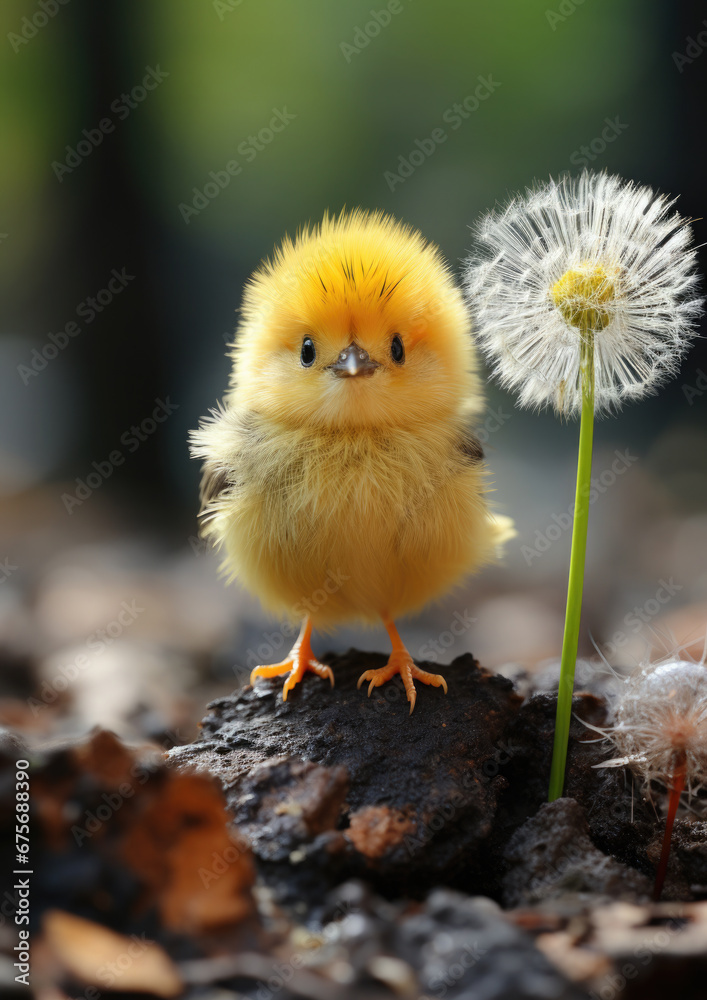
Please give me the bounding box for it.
[391,335,405,364]
[300,337,316,367]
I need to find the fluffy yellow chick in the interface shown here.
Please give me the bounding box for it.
[191,210,511,713]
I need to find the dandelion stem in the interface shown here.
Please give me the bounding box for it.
[549,329,595,801]
[653,754,686,901]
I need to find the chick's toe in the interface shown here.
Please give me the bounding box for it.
[250,618,334,701]
[357,620,448,715]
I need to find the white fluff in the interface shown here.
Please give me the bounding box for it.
[463,171,703,416]
[587,656,707,813]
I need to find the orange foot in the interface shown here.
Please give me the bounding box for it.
[357,619,448,714]
[250,617,333,701]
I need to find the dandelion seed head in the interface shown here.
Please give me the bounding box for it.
[463,171,703,416]
[594,655,707,811]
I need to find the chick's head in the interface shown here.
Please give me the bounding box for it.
[229,210,479,429]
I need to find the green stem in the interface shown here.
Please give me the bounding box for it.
[548,329,595,802]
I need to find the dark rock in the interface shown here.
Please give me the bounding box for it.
[492,693,705,901]
[647,818,707,899]
[397,888,588,1000]
[491,693,658,869]
[491,693,648,852]
[673,819,707,895]
[231,758,349,863]
[169,649,522,903]
[314,882,587,1000]
[169,653,707,909]
[502,798,652,907]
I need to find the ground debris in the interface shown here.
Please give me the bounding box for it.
[514,898,707,999]
[309,881,587,1000]
[0,728,263,998]
[6,650,707,998]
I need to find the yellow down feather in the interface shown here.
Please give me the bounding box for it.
[191,209,513,629]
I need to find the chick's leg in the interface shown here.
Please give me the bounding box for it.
[357,619,448,715]
[250,617,333,701]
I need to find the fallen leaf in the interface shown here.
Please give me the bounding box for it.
[42,910,182,997]
[121,770,254,932]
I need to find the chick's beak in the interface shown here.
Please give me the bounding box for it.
[327,342,380,378]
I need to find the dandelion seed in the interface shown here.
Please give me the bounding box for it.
[597,659,707,792]
[589,655,707,899]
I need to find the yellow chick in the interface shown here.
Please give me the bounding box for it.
[191,210,511,713]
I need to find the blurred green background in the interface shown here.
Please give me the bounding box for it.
[1,0,706,742]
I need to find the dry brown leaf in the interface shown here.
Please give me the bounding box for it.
[26,728,253,932]
[121,769,254,932]
[30,728,155,850]
[42,909,182,997]
[535,930,610,982]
